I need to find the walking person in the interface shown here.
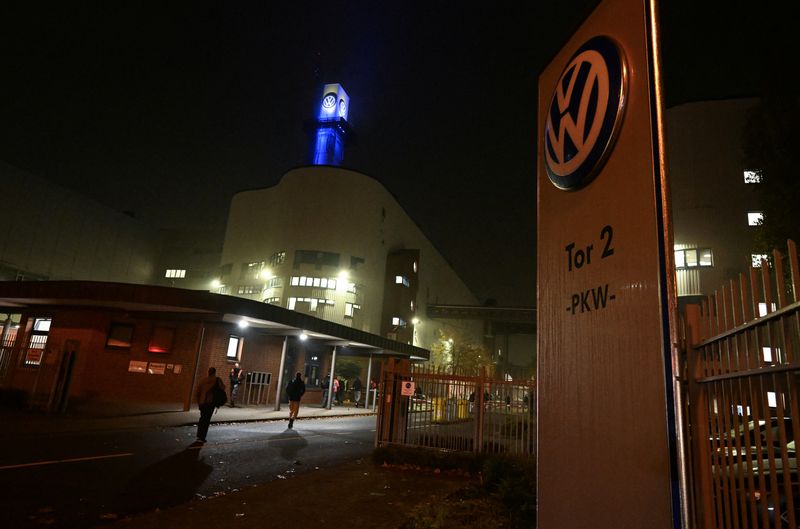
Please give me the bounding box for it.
[229,362,244,407]
[352,377,363,407]
[286,372,306,429]
[194,367,224,445]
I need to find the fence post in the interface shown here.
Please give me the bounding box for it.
[475,367,485,453]
[685,303,715,529]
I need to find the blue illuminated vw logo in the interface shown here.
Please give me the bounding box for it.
[544,36,627,190]
[338,99,346,115]
[322,93,336,109]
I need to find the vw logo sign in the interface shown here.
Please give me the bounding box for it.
[544,36,627,190]
[322,93,337,109]
[338,99,347,115]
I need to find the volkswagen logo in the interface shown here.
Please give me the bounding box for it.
[322,93,337,109]
[544,36,627,190]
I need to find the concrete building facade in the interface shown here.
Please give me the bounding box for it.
[217,165,481,351]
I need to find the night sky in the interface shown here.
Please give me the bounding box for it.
[0,2,787,306]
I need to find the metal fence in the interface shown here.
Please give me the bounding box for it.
[684,241,800,529]
[377,361,535,457]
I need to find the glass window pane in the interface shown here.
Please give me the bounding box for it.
[685,249,698,267]
[698,249,713,267]
[674,250,685,268]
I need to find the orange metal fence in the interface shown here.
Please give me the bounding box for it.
[684,241,800,529]
[376,362,535,457]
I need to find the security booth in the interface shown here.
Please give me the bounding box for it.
[0,281,428,415]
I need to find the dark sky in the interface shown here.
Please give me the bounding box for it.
[0,2,787,306]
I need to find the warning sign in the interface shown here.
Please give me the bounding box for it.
[400,381,415,396]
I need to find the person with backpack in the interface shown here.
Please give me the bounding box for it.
[194,367,225,445]
[285,372,306,429]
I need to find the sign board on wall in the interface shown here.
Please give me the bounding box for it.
[536,0,677,528]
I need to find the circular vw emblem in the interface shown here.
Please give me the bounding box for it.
[322,93,337,109]
[338,98,346,115]
[544,36,627,190]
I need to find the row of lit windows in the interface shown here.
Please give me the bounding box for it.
[291,276,338,288]
[675,248,713,269]
[165,269,186,278]
[237,285,261,294]
[287,297,335,311]
[264,297,281,305]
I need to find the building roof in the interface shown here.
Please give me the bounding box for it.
[0,281,429,360]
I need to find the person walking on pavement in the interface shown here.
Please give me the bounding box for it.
[229,362,244,407]
[194,367,224,445]
[286,372,306,429]
[352,377,363,407]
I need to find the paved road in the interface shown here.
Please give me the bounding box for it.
[0,416,376,528]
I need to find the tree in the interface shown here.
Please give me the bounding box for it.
[427,328,491,374]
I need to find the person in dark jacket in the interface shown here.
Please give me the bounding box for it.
[352,377,363,407]
[286,372,306,429]
[194,367,224,445]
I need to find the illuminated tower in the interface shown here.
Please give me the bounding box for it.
[312,83,351,166]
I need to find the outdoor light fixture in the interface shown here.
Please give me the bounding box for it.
[211,279,221,289]
[238,320,249,329]
[411,317,420,325]
[299,332,308,341]
[261,269,273,280]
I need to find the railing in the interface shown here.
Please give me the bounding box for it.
[377,361,535,457]
[685,240,800,529]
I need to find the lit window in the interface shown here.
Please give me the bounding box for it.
[747,212,764,226]
[674,248,713,269]
[391,317,406,327]
[237,285,261,294]
[291,277,299,286]
[266,277,283,289]
[310,299,319,312]
[264,297,281,305]
[395,275,410,287]
[148,326,175,353]
[313,277,321,287]
[165,269,186,278]
[743,170,762,184]
[25,318,52,365]
[752,254,769,268]
[758,302,777,316]
[321,278,328,288]
[345,302,361,317]
[347,282,356,294]
[227,336,242,359]
[288,297,297,310]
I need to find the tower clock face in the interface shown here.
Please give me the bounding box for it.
[322,94,336,109]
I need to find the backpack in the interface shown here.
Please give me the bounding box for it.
[211,377,227,408]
